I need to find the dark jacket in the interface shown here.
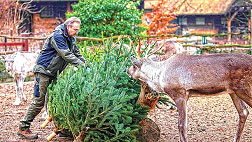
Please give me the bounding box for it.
[33,24,85,77]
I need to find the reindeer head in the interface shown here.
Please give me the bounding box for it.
[127,57,161,109]
[127,57,142,79]
[127,56,156,82]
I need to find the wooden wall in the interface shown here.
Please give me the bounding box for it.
[32,14,64,36]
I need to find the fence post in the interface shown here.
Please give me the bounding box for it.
[24,39,28,51]
[4,37,7,51]
[202,37,207,45]
[21,33,30,51]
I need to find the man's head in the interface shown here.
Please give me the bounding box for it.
[64,17,81,37]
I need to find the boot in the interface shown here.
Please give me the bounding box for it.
[17,128,38,139]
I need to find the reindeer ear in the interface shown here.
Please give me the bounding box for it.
[130,56,142,68]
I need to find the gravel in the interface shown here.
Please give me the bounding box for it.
[1,82,252,142]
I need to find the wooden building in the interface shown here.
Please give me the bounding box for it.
[19,0,78,36]
[144,0,252,42]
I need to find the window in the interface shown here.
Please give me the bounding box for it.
[221,18,226,25]
[55,5,67,17]
[196,17,205,25]
[179,18,187,25]
[40,5,54,18]
[39,3,67,18]
[181,18,187,25]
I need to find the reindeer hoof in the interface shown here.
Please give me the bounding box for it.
[23,98,27,102]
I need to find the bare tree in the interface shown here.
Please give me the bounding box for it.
[0,0,43,36]
[225,0,252,42]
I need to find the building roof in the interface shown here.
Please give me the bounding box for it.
[144,0,251,15]
[19,0,78,2]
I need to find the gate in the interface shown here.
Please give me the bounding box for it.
[0,35,29,55]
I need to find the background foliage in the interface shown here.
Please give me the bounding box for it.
[66,0,146,38]
[48,39,149,141]
[145,0,178,37]
[0,59,9,82]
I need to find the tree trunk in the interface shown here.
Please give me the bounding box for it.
[227,19,232,43]
[227,10,239,43]
[136,118,160,142]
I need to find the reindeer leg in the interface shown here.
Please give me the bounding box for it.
[229,92,248,142]
[232,89,252,108]
[20,75,26,101]
[173,96,188,142]
[13,78,21,105]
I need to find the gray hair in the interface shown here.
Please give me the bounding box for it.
[64,17,81,26]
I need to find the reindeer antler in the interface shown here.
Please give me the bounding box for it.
[117,35,138,58]
[146,40,166,58]
[137,39,141,59]
[144,40,158,57]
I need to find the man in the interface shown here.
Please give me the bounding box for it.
[17,17,86,139]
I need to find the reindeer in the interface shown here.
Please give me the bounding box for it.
[3,51,38,105]
[127,52,252,142]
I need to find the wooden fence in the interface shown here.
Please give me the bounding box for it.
[0,35,46,54]
[0,33,251,55]
[0,37,28,55]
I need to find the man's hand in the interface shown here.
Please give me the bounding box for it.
[86,67,90,72]
[73,66,89,72]
[74,67,78,71]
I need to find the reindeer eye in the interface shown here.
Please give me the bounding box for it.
[133,64,138,69]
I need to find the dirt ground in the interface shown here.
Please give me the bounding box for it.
[1,81,252,142]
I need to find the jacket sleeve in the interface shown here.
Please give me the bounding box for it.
[51,33,85,66]
[73,44,86,63]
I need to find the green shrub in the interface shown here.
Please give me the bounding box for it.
[67,0,146,38]
[0,59,13,82]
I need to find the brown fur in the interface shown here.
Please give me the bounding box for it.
[127,53,252,142]
[138,82,159,110]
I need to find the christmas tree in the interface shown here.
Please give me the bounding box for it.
[47,39,149,141]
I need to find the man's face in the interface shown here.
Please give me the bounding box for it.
[67,22,80,37]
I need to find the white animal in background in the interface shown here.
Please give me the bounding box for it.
[4,52,39,105]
